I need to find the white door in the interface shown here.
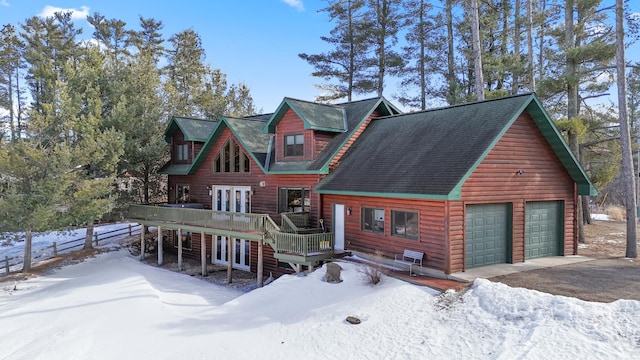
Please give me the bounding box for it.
[212,186,231,266]
[212,186,251,269]
[232,187,251,270]
[213,235,229,265]
[334,204,345,250]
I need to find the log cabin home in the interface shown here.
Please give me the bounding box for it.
[127,93,596,285]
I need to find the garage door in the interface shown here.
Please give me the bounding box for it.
[465,203,509,268]
[526,201,562,259]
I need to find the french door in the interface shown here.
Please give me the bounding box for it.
[212,185,251,270]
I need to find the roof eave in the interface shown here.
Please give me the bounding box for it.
[313,188,455,200]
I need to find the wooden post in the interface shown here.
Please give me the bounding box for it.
[177,229,183,271]
[157,226,163,265]
[200,232,206,276]
[227,238,233,284]
[257,239,264,287]
[140,228,145,260]
[53,242,58,256]
[94,233,99,246]
[128,224,132,236]
[4,256,9,274]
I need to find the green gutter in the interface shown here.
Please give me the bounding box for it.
[313,189,455,200]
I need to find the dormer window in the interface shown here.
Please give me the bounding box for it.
[176,143,188,161]
[214,138,250,173]
[285,134,304,157]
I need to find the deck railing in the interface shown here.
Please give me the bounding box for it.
[127,204,267,233]
[128,204,336,260]
[281,212,310,228]
[270,231,334,256]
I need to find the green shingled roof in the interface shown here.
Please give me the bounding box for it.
[263,98,346,133]
[164,116,218,142]
[158,163,191,175]
[315,93,596,199]
[189,116,272,174]
[267,97,401,173]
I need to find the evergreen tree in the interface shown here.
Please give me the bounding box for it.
[397,0,443,110]
[299,0,371,101]
[0,24,26,141]
[0,139,74,271]
[615,0,637,258]
[362,0,405,97]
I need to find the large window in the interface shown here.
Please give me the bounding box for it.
[176,184,190,204]
[214,138,250,173]
[173,230,192,250]
[176,143,188,161]
[362,207,384,234]
[391,210,419,240]
[285,134,304,157]
[278,187,310,213]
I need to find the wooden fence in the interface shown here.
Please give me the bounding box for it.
[1,223,142,276]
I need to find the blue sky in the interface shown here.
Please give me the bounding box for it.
[0,0,333,112]
[1,1,639,113]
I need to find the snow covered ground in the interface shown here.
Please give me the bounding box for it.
[1,250,639,359]
[0,223,138,264]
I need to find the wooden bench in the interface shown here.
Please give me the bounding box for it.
[394,249,424,276]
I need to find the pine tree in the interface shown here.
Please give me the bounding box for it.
[299,0,371,101]
[362,0,405,97]
[0,24,26,141]
[0,139,74,271]
[615,0,637,258]
[397,0,443,110]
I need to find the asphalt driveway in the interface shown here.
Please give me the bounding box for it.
[488,258,640,303]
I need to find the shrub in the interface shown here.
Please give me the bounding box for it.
[605,205,626,221]
[358,264,384,285]
[358,251,388,286]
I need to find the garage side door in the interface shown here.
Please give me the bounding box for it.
[465,203,509,268]
[525,201,562,259]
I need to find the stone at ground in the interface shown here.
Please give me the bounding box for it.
[324,262,343,283]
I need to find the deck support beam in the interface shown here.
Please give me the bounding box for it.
[227,238,233,284]
[157,226,163,265]
[140,226,145,260]
[201,232,206,276]
[257,239,264,287]
[177,229,183,271]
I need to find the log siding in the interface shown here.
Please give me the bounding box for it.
[450,112,576,273]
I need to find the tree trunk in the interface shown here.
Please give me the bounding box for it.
[446,0,456,104]
[22,229,32,273]
[565,0,585,244]
[83,222,94,250]
[512,0,521,95]
[537,0,546,81]
[616,0,638,258]
[470,0,484,101]
[526,0,535,91]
